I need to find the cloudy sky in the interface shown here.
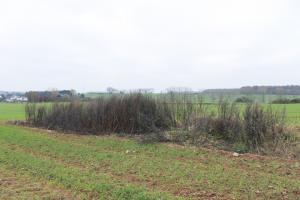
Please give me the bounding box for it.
[1,0,300,92]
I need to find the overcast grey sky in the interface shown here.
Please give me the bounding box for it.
[1,0,300,92]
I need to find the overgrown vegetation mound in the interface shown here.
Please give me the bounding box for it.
[190,102,288,153]
[25,94,173,134]
[25,94,293,156]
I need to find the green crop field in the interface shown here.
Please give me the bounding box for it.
[0,125,300,199]
[271,104,300,126]
[0,103,25,121]
[0,103,300,199]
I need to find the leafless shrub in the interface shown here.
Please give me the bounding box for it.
[244,103,287,153]
[26,94,173,134]
[191,101,288,152]
[192,101,242,142]
[214,101,243,141]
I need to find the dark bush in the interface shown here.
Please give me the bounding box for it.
[26,94,173,134]
[193,101,243,142]
[243,104,286,152]
[192,102,287,152]
[290,98,300,103]
[214,101,243,140]
[272,98,300,104]
[235,96,253,103]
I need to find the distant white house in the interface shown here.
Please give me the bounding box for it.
[5,95,28,102]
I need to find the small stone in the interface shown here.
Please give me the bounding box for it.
[233,152,240,157]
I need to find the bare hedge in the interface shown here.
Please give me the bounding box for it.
[25,94,173,134]
[25,94,288,151]
[193,102,287,151]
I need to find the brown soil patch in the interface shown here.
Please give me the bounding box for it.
[0,167,81,200]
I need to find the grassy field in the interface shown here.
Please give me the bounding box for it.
[0,103,300,199]
[0,125,300,199]
[0,103,25,121]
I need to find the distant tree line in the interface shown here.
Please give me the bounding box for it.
[25,90,85,102]
[240,85,300,95]
[202,88,240,95]
[203,85,300,95]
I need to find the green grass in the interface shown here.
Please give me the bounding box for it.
[0,125,299,199]
[0,165,81,199]
[0,103,25,121]
[271,104,300,125]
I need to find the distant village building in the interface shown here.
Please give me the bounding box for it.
[5,95,28,102]
[0,92,28,102]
